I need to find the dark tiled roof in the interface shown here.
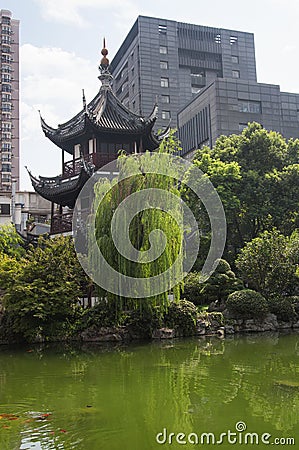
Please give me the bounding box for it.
[40,86,158,149]
[27,162,93,208]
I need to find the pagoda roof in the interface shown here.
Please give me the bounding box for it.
[40,84,164,153]
[26,160,94,209]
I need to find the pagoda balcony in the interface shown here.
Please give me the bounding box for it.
[51,212,73,234]
[63,153,115,178]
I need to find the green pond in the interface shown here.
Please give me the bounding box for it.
[0,333,299,449]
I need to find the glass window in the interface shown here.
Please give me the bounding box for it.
[2,46,11,54]
[1,103,12,112]
[2,122,11,130]
[230,36,238,45]
[161,77,169,88]
[0,204,10,215]
[160,61,168,69]
[1,154,11,162]
[1,174,11,183]
[238,100,261,113]
[2,84,11,92]
[215,34,221,44]
[232,55,239,63]
[159,46,167,54]
[232,70,240,78]
[1,55,12,63]
[1,74,11,82]
[161,95,170,103]
[1,17,11,25]
[159,24,167,34]
[161,111,170,120]
[1,163,11,172]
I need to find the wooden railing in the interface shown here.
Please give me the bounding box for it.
[63,153,116,178]
[51,212,73,234]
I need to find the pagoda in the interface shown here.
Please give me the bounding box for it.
[28,41,168,234]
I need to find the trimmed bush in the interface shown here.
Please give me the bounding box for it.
[226,289,269,320]
[164,300,198,336]
[268,297,297,322]
[183,259,244,307]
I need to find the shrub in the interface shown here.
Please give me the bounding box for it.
[164,300,198,336]
[268,297,297,322]
[80,299,122,330]
[183,259,244,306]
[226,289,269,320]
[124,307,163,339]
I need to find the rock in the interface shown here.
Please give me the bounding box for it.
[217,327,225,337]
[277,321,292,329]
[196,320,206,335]
[152,328,175,339]
[224,325,235,334]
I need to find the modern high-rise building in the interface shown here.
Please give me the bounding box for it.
[110,16,257,130]
[0,9,19,224]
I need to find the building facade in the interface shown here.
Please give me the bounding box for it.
[110,16,256,130]
[178,78,299,156]
[0,9,19,224]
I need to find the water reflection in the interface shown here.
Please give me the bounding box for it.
[0,332,298,449]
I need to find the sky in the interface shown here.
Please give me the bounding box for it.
[3,0,299,189]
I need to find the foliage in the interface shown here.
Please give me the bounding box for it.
[164,300,198,336]
[91,134,184,318]
[236,229,299,297]
[80,299,124,330]
[198,311,224,326]
[226,289,269,320]
[2,236,88,341]
[268,297,297,322]
[0,224,25,258]
[183,259,243,306]
[184,123,299,260]
[124,307,163,339]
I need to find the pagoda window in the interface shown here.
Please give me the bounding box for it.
[88,139,94,155]
[74,144,81,159]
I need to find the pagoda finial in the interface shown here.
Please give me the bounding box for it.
[82,89,88,114]
[98,37,113,88]
[100,37,109,67]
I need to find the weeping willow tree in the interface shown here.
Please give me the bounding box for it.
[89,133,184,319]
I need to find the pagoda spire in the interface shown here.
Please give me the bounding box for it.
[98,37,113,88]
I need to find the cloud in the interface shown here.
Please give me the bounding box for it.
[34,0,138,27]
[20,44,100,188]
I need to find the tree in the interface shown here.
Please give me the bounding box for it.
[2,236,88,340]
[0,224,25,258]
[235,229,299,298]
[90,134,184,319]
[185,123,299,260]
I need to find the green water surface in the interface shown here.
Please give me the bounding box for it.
[0,333,299,449]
